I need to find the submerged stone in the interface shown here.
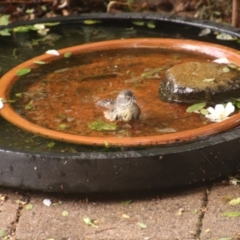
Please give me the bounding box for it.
[159,62,240,103]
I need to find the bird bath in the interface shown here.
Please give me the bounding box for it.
[0,13,240,192]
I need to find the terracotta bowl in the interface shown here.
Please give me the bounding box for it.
[1,38,240,147]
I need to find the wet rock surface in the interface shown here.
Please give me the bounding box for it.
[159,61,240,103]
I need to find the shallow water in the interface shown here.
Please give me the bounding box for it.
[0,18,240,152]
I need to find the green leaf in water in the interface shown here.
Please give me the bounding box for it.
[13,26,31,32]
[59,124,67,130]
[41,5,47,11]
[88,120,117,131]
[15,93,22,98]
[216,33,236,41]
[47,141,55,148]
[147,22,155,29]
[203,78,215,82]
[33,60,47,65]
[16,68,31,76]
[228,63,238,69]
[26,8,34,14]
[222,67,230,73]
[200,108,209,115]
[186,102,206,113]
[0,15,10,26]
[0,29,11,36]
[83,20,101,25]
[236,101,240,109]
[64,52,72,58]
[43,22,60,26]
[25,101,33,110]
[217,238,232,240]
[132,21,145,26]
[222,211,240,217]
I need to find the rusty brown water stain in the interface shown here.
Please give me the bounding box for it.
[12,48,212,137]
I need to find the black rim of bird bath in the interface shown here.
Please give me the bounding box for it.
[0,13,240,192]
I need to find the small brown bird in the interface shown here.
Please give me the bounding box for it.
[96,90,141,122]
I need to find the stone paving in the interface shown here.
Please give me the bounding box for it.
[0,181,239,240]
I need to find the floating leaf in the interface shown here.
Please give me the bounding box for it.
[203,78,215,82]
[26,8,34,14]
[0,15,10,26]
[186,102,206,113]
[58,124,67,130]
[25,101,33,110]
[83,216,98,228]
[216,33,236,41]
[147,22,155,29]
[62,211,69,217]
[217,238,232,240]
[0,229,6,237]
[200,108,209,115]
[88,120,117,131]
[64,52,72,58]
[83,20,101,25]
[13,26,33,32]
[228,64,238,69]
[15,93,22,98]
[25,204,33,210]
[233,100,238,108]
[122,214,130,218]
[137,222,147,229]
[199,28,211,36]
[222,67,230,73]
[44,22,60,26]
[41,5,47,11]
[16,68,31,76]
[229,197,240,206]
[33,60,47,65]
[222,211,240,217]
[121,200,132,205]
[132,21,145,26]
[47,141,55,148]
[0,29,11,36]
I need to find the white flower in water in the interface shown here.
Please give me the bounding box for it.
[46,49,60,56]
[213,57,230,64]
[206,102,235,122]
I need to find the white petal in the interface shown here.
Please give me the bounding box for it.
[206,106,215,114]
[43,199,52,207]
[0,101,3,109]
[46,50,60,56]
[225,102,235,116]
[214,104,225,116]
[213,57,230,64]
